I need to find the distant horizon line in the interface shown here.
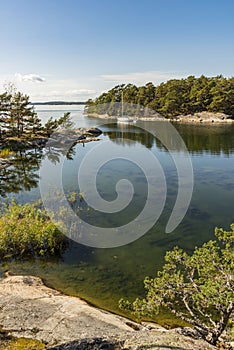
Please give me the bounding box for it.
[31,101,86,105]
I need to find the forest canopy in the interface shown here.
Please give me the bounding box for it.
[85,75,234,118]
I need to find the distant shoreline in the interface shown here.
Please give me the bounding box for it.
[31,101,86,106]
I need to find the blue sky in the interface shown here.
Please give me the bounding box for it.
[0,0,233,101]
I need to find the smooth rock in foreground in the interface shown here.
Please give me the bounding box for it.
[0,275,217,349]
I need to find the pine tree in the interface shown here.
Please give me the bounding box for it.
[0,92,11,139]
[0,91,42,138]
[120,225,234,346]
[9,92,41,137]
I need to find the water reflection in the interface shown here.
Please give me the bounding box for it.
[1,123,234,200]
[172,123,234,156]
[104,123,155,149]
[0,149,42,198]
[0,144,77,198]
[102,122,234,155]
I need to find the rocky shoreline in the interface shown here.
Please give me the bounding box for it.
[170,112,234,124]
[0,127,102,170]
[86,111,234,124]
[0,275,220,349]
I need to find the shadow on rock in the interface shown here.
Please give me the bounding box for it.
[46,338,124,350]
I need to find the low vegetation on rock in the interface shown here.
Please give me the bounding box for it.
[120,225,234,346]
[0,201,66,259]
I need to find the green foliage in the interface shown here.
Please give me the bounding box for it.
[119,225,234,345]
[44,112,74,135]
[0,201,67,259]
[0,91,42,138]
[86,75,234,118]
[0,89,74,140]
[43,116,58,134]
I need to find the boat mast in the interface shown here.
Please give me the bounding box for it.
[121,90,124,117]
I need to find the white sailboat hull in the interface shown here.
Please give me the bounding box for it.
[117,117,133,123]
[117,91,134,123]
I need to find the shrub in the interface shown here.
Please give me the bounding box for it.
[0,201,67,258]
[119,225,234,345]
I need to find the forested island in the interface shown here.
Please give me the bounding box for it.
[85,75,234,120]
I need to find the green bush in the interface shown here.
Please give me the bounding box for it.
[119,225,234,345]
[0,202,67,258]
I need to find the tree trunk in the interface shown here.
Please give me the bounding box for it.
[205,331,220,346]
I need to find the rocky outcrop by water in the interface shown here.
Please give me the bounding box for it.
[86,111,234,124]
[171,112,234,124]
[0,275,218,349]
[0,127,102,152]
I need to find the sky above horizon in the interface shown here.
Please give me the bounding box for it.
[0,0,233,102]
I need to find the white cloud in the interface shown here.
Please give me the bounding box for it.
[15,73,45,83]
[65,89,96,96]
[28,85,97,102]
[48,90,61,96]
[101,70,187,85]
[2,75,97,101]
[32,90,62,98]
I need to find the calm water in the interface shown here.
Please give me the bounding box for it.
[1,106,234,325]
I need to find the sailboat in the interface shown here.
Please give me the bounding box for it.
[117,91,134,123]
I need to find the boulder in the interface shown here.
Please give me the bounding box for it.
[86,128,102,135]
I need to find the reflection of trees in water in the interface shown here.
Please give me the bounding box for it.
[104,129,155,149]
[104,123,234,156]
[44,144,76,164]
[0,149,43,197]
[0,144,77,198]
[170,124,234,156]
[144,121,234,155]
[154,127,234,155]
[1,124,234,198]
